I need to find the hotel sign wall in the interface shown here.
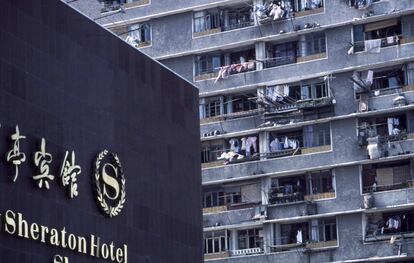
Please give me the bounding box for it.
[0,125,128,263]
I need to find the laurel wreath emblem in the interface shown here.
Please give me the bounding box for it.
[95,150,126,218]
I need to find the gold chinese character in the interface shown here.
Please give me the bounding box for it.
[33,138,54,189]
[60,150,81,198]
[6,125,26,182]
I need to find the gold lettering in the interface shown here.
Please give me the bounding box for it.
[102,163,120,200]
[101,243,109,259]
[124,244,128,263]
[30,223,40,240]
[40,225,49,243]
[61,227,67,248]
[109,242,116,261]
[68,234,76,250]
[4,210,16,235]
[17,212,29,238]
[50,228,60,246]
[53,255,69,263]
[116,247,124,263]
[77,236,87,254]
[90,235,100,258]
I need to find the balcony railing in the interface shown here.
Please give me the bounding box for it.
[263,50,326,69]
[221,21,254,32]
[195,61,256,81]
[352,35,402,53]
[200,109,262,125]
[363,180,414,194]
[365,230,414,242]
[269,185,304,205]
[231,247,263,256]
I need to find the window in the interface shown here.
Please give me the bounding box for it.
[273,41,297,66]
[201,143,224,163]
[269,175,306,204]
[299,82,328,100]
[366,211,414,238]
[230,93,257,113]
[195,54,222,75]
[226,6,253,31]
[353,19,402,52]
[194,11,221,33]
[309,170,334,194]
[372,68,405,91]
[303,123,331,147]
[127,23,151,46]
[204,231,229,254]
[302,33,326,56]
[362,159,412,193]
[311,218,337,242]
[229,49,256,65]
[238,228,263,249]
[280,222,309,245]
[203,191,225,208]
[203,187,242,208]
[204,98,222,118]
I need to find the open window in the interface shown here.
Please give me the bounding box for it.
[194,10,221,33]
[306,170,335,200]
[126,23,151,48]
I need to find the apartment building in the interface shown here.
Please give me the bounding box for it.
[73,0,414,262]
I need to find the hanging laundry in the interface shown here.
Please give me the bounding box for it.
[215,65,231,83]
[366,70,374,87]
[296,229,303,243]
[387,117,400,135]
[387,36,396,45]
[245,136,258,156]
[364,39,382,54]
[270,138,283,152]
[284,136,289,149]
[241,137,247,151]
[229,138,240,153]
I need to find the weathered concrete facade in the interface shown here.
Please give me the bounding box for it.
[73,0,414,262]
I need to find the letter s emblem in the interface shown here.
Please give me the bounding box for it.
[102,163,120,200]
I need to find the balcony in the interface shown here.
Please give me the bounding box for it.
[363,186,414,209]
[204,251,230,260]
[365,210,414,242]
[196,61,257,82]
[200,109,262,125]
[256,1,324,25]
[231,247,263,256]
[263,52,326,69]
[352,35,402,53]
[123,0,150,8]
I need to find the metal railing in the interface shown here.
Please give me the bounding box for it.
[221,21,254,32]
[268,185,305,204]
[352,35,401,53]
[363,180,414,194]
